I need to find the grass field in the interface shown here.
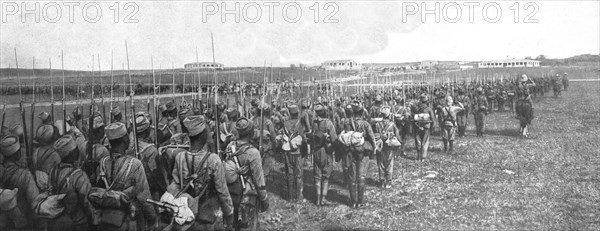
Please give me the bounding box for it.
[259,80,600,230]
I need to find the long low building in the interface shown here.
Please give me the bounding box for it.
[321,59,362,70]
[185,62,224,70]
[478,59,540,68]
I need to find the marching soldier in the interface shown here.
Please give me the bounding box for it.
[374,106,400,188]
[175,115,234,230]
[562,73,569,91]
[440,96,464,153]
[249,104,275,177]
[311,103,337,206]
[228,118,270,230]
[133,114,168,201]
[33,124,61,174]
[473,87,489,137]
[455,88,470,137]
[345,101,376,209]
[93,122,156,230]
[276,102,306,203]
[0,136,41,230]
[48,135,94,231]
[411,93,435,161]
[391,96,411,157]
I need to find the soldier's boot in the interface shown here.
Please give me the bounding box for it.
[449,141,454,153]
[349,182,357,208]
[315,181,322,206]
[443,140,448,153]
[357,179,366,208]
[321,180,331,206]
[287,177,295,202]
[296,178,305,203]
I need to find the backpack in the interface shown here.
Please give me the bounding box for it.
[182,151,214,198]
[33,167,77,219]
[88,157,134,210]
[33,166,80,219]
[349,119,365,147]
[377,122,401,147]
[0,188,18,211]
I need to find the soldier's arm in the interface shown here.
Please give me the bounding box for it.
[130,162,157,225]
[73,171,95,222]
[364,121,376,148]
[247,148,268,201]
[19,171,41,210]
[327,120,337,142]
[210,155,234,216]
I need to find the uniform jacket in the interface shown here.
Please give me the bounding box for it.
[172,149,234,217]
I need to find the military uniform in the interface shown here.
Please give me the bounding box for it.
[343,104,375,208]
[1,136,41,230]
[440,96,464,153]
[94,123,156,231]
[411,100,435,161]
[374,107,399,188]
[473,90,489,137]
[311,105,337,206]
[454,93,470,137]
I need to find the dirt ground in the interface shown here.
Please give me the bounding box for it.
[259,81,600,230]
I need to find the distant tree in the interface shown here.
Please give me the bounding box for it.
[525,56,532,60]
[536,54,546,60]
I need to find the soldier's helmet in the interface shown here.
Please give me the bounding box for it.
[235,118,254,138]
[0,136,20,157]
[476,87,484,93]
[314,103,326,117]
[375,95,383,102]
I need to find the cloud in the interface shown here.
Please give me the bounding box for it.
[0,1,420,69]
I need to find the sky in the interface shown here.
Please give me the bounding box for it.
[1,0,599,70]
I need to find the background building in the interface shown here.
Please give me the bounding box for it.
[321,59,362,70]
[478,59,541,68]
[184,62,224,70]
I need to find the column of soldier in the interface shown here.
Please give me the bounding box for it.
[0,68,568,231]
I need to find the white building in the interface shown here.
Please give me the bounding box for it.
[478,59,540,68]
[321,59,362,70]
[184,62,224,70]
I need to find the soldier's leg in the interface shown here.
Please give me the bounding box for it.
[481,113,486,136]
[357,155,369,207]
[314,161,322,205]
[414,129,423,161]
[284,152,296,201]
[321,154,334,206]
[376,149,384,185]
[448,127,456,153]
[294,154,305,202]
[383,147,394,187]
[422,129,430,159]
[347,152,358,207]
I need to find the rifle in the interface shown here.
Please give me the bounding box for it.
[125,41,140,158]
[98,54,107,124]
[122,64,128,130]
[210,33,221,156]
[0,87,6,132]
[195,46,202,109]
[171,63,175,104]
[29,57,36,180]
[259,61,267,157]
[110,51,114,123]
[61,51,67,133]
[49,58,55,121]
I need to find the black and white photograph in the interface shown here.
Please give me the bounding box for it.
[0,1,599,230]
